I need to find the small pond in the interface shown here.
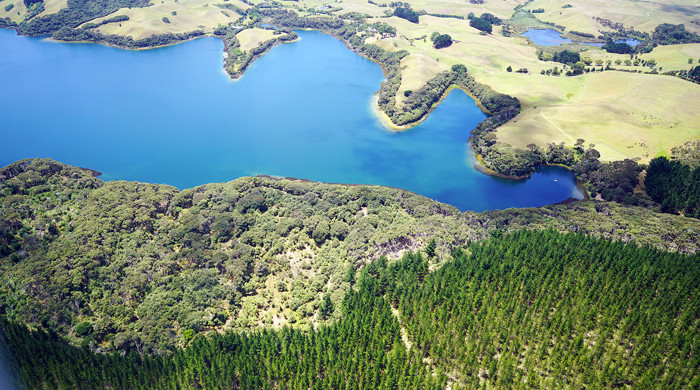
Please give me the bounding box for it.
[523,28,604,46]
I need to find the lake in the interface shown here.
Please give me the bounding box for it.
[615,38,639,46]
[523,28,641,48]
[523,28,603,46]
[0,28,582,211]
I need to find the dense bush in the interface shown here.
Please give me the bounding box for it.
[645,156,700,217]
[479,12,501,25]
[431,33,452,49]
[23,0,43,7]
[1,159,698,356]
[602,39,634,54]
[469,17,492,33]
[393,6,418,23]
[653,23,700,44]
[552,49,580,64]
[52,27,205,48]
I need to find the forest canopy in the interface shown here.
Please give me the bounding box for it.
[0,158,699,358]
[2,229,698,389]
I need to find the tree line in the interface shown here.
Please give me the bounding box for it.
[52,26,205,49]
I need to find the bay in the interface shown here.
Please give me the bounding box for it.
[0,28,582,211]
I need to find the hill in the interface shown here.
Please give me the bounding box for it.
[2,229,698,389]
[1,158,698,356]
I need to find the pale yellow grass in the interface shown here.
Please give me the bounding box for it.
[523,0,700,35]
[363,32,450,104]
[397,53,450,104]
[642,43,700,71]
[407,0,520,21]
[0,0,27,24]
[383,15,547,74]
[566,43,700,73]
[495,71,700,162]
[236,28,277,51]
[334,1,391,17]
[36,0,68,17]
[93,0,247,40]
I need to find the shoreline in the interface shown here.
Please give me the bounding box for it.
[370,84,494,132]
[308,28,589,194]
[3,24,588,201]
[468,147,590,201]
[43,33,207,51]
[226,33,300,79]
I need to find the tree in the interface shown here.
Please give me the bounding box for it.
[432,34,453,49]
[602,40,634,54]
[74,322,93,337]
[469,17,492,34]
[425,239,436,258]
[319,294,333,319]
[313,220,330,245]
[393,7,419,23]
[552,50,580,64]
[451,64,467,74]
[572,61,586,74]
[479,13,501,25]
[506,66,512,72]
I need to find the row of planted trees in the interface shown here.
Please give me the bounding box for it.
[3,229,698,389]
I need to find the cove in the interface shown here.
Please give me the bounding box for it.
[0,29,582,212]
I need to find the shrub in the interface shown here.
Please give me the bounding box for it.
[74,322,93,337]
[432,34,452,49]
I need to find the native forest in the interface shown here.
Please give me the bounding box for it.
[0,0,699,388]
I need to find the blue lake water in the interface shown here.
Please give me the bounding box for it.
[523,28,604,46]
[0,28,582,211]
[523,28,573,46]
[615,38,639,46]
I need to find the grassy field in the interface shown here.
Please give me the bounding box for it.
[345,1,699,163]
[494,71,700,162]
[568,43,700,73]
[0,0,27,24]
[36,0,68,18]
[519,0,700,36]
[236,28,277,51]
[0,0,69,22]
[91,0,249,40]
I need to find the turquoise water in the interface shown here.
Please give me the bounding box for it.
[0,29,582,211]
